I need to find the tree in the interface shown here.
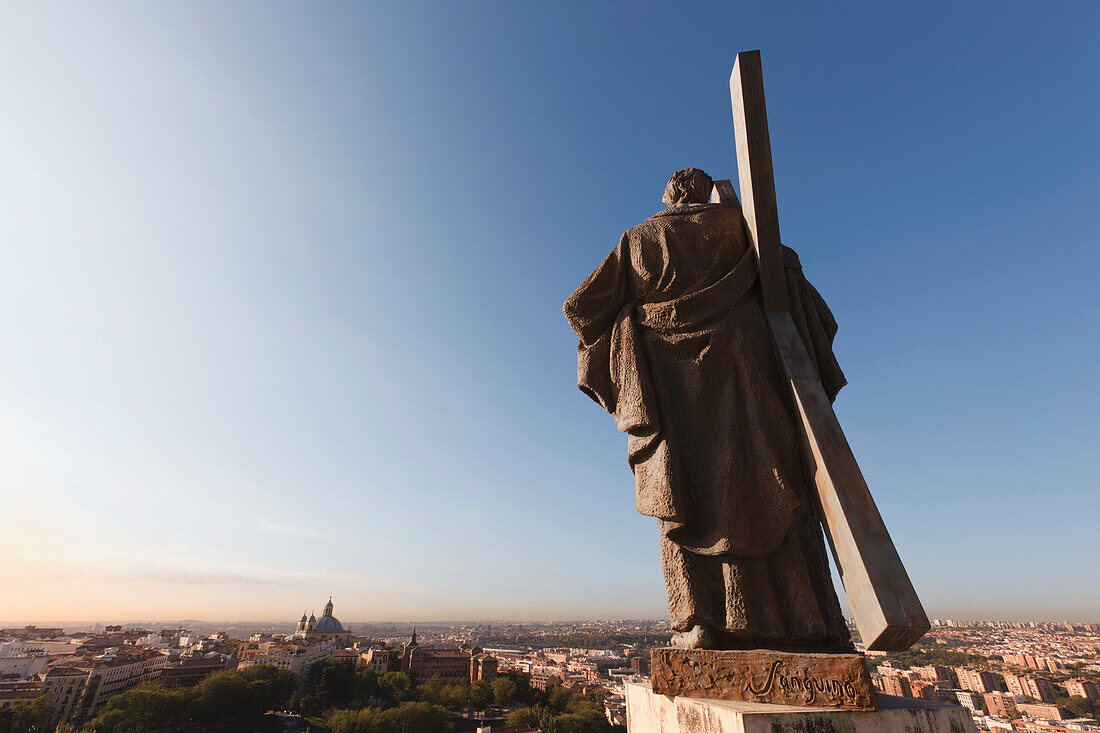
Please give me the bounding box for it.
[356,669,382,703]
[238,663,297,712]
[419,675,446,706]
[302,659,360,712]
[440,681,469,711]
[86,665,297,731]
[329,706,388,733]
[560,699,614,733]
[556,708,611,733]
[84,683,189,732]
[192,669,252,722]
[549,684,573,712]
[499,671,542,706]
[382,701,453,733]
[492,677,517,708]
[507,706,549,729]
[887,645,986,669]
[505,693,614,733]
[379,671,415,706]
[1059,695,1095,720]
[469,680,491,711]
[0,692,53,733]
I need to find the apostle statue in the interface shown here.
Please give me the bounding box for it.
[564,168,853,652]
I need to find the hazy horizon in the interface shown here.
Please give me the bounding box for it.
[3,2,1099,623]
[4,611,1096,630]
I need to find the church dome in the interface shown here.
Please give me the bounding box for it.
[313,614,345,633]
[306,597,346,635]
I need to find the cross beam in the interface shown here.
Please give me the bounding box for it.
[717,50,929,651]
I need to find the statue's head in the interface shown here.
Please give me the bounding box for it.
[662,168,713,207]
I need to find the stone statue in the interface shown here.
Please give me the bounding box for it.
[564,168,853,653]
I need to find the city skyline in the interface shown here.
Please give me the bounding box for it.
[2,2,1099,622]
[4,604,1096,729]
[2,612,1098,631]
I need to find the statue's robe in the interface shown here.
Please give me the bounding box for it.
[564,202,851,651]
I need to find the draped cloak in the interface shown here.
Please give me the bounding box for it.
[564,203,846,560]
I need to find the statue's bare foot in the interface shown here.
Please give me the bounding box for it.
[670,624,719,649]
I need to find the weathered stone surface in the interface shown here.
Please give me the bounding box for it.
[626,681,978,733]
[651,648,876,711]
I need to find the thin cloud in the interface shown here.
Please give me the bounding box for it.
[0,558,431,601]
[259,519,329,539]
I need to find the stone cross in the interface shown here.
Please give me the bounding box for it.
[714,50,930,651]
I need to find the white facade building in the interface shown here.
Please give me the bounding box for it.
[237,639,336,677]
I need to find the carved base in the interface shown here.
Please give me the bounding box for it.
[626,681,978,733]
[650,648,876,711]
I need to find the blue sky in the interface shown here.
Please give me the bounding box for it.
[1,2,1097,623]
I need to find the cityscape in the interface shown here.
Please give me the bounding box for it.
[1,602,1097,732]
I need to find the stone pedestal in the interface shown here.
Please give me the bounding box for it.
[625,681,978,733]
[651,648,876,710]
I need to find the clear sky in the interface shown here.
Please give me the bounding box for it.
[1,2,1098,625]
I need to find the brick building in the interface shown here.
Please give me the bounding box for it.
[956,690,984,714]
[983,692,1019,718]
[914,665,954,684]
[39,665,88,724]
[57,649,167,724]
[955,666,1005,693]
[879,675,912,698]
[358,647,394,674]
[1017,701,1067,720]
[399,632,498,684]
[909,679,941,702]
[160,655,229,687]
[1004,672,1057,703]
[471,653,498,682]
[237,638,336,677]
[529,665,563,691]
[0,679,43,710]
[1065,678,1099,703]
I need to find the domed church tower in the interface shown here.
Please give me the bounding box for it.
[292,597,351,645]
[307,596,351,644]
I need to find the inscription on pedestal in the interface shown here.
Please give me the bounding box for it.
[650,648,877,711]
